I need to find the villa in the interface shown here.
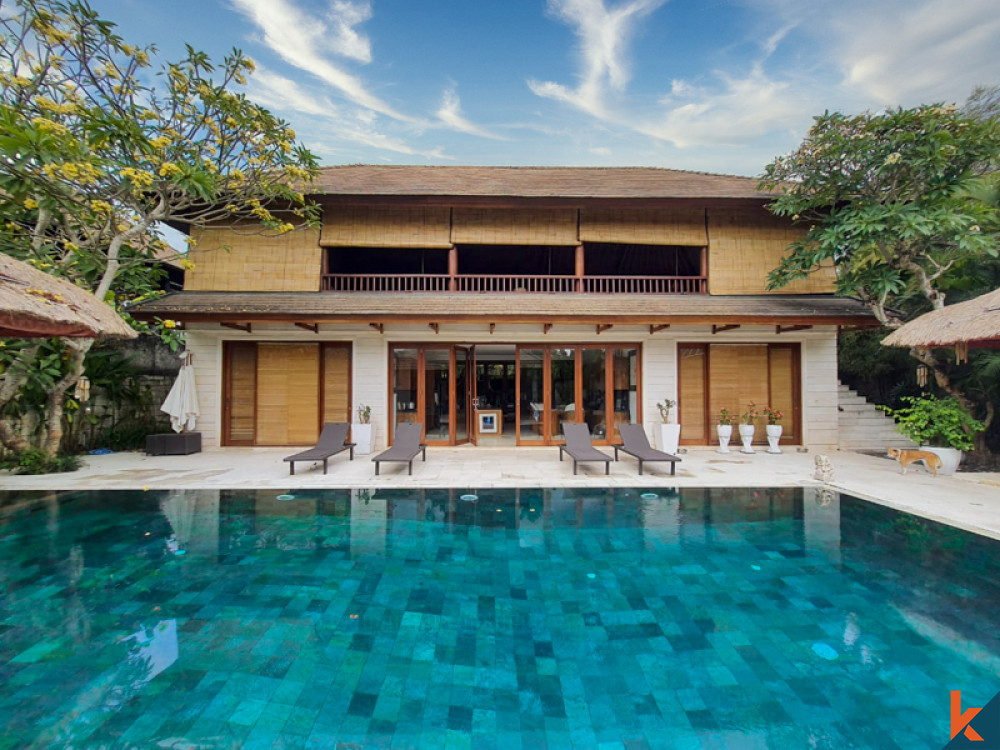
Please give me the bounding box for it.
[133,165,875,451]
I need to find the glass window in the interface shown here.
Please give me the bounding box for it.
[611,348,638,442]
[518,349,545,443]
[549,348,576,441]
[424,349,451,442]
[393,349,419,432]
[581,349,607,439]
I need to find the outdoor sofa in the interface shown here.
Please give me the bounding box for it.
[559,423,612,475]
[373,422,427,475]
[614,423,681,475]
[283,422,355,475]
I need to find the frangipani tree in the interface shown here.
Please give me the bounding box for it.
[760,104,1000,420]
[0,0,319,456]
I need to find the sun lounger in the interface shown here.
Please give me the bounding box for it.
[373,422,427,475]
[559,423,612,475]
[614,424,681,475]
[283,422,355,475]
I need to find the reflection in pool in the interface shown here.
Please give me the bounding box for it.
[1,487,998,748]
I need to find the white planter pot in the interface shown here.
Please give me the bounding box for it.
[352,423,375,455]
[717,424,733,453]
[739,424,756,454]
[765,424,783,454]
[657,423,681,455]
[920,445,962,476]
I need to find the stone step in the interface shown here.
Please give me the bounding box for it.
[837,381,916,451]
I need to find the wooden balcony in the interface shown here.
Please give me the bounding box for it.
[322,274,708,294]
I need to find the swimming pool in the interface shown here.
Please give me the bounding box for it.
[1,487,998,748]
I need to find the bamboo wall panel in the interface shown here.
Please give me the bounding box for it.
[768,345,797,443]
[185,226,322,292]
[678,344,707,443]
[227,343,256,443]
[321,206,452,248]
[707,208,835,294]
[452,208,578,246]
[580,208,707,245]
[322,344,351,424]
[257,343,320,445]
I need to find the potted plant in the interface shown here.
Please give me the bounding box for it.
[352,404,375,455]
[878,395,984,475]
[762,405,783,454]
[655,398,681,454]
[717,408,734,453]
[739,402,758,454]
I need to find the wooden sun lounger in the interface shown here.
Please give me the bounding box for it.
[559,423,612,475]
[283,422,355,475]
[373,422,427,475]
[614,424,681,475]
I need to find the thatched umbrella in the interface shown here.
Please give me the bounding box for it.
[0,252,136,339]
[882,287,1000,364]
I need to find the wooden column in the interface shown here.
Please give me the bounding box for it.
[575,244,585,293]
[700,247,708,293]
[448,246,458,292]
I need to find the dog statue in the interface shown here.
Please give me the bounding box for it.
[887,447,942,477]
[814,454,834,482]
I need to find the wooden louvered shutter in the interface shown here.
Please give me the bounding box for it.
[322,344,351,425]
[257,343,320,445]
[225,342,257,445]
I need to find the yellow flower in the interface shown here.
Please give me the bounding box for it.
[89,200,113,214]
[158,162,182,178]
[163,319,176,329]
[149,135,172,150]
[23,198,38,210]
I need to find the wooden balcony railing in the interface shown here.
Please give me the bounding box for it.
[322,273,708,294]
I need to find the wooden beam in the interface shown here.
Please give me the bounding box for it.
[543,323,553,334]
[596,324,613,335]
[429,323,439,334]
[369,322,384,334]
[712,324,739,334]
[489,323,496,334]
[775,324,813,334]
[221,322,251,333]
[649,324,670,334]
[294,322,318,333]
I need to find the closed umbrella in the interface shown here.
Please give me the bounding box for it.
[160,351,199,433]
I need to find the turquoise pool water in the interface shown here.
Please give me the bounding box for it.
[1,487,998,748]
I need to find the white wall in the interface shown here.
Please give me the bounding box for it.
[186,322,840,450]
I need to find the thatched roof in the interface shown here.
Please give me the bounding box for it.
[882,287,1000,348]
[312,165,771,201]
[0,253,137,339]
[131,291,877,327]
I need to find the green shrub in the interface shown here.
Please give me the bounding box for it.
[1,449,82,475]
[878,395,984,451]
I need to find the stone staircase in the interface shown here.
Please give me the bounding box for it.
[838,382,916,451]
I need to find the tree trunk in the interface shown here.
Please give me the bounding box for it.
[41,339,93,457]
[0,345,40,452]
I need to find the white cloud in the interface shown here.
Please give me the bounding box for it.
[435,87,506,140]
[647,64,810,148]
[327,0,373,64]
[528,0,667,118]
[247,67,340,117]
[229,0,414,122]
[834,0,1000,105]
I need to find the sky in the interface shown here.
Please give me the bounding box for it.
[91,0,1000,177]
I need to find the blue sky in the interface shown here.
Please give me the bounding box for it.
[93,0,1000,176]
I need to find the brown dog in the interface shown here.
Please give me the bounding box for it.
[887,447,942,476]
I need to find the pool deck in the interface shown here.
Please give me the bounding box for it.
[3,445,1000,541]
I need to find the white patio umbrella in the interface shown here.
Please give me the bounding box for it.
[160,351,199,433]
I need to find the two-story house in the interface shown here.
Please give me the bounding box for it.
[133,165,874,451]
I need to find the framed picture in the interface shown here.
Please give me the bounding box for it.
[478,411,498,434]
